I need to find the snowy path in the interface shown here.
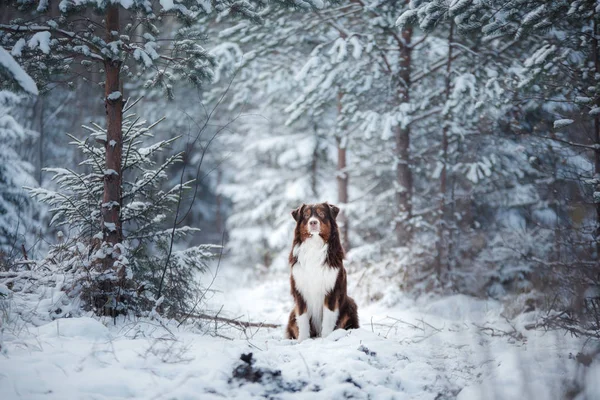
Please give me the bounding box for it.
[0,264,593,399]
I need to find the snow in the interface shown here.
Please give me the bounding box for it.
[160,0,174,11]
[522,4,546,27]
[524,44,556,68]
[37,317,110,340]
[349,36,362,59]
[0,46,39,95]
[0,263,592,400]
[59,0,135,11]
[0,283,10,296]
[532,208,558,226]
[396,9,418,28]
[107,91,122,100]
[329,37,348,63]
[133,48,153,67]
[553,119,574,129]
[28,31,52,54]
[37,0,49,11]
[104,168,119,176]
[10,39,26,57]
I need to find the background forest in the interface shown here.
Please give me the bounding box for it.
[1,1,600,399]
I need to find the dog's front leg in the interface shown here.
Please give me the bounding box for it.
[293,288,310,342]
[321,294,338,337]
[296,312,310,342]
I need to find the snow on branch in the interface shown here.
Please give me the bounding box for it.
[0,46,38,94]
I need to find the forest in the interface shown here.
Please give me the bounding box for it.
[1,1,599,399]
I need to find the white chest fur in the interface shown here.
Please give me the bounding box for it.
[291,235,339,334]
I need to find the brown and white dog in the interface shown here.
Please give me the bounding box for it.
[285,202,359,342]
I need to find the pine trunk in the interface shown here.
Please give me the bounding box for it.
[435,21,454,280]
[37,95,44,185]
[102,5,123,260]
[311,131,319,198]
[216,168,223,234]
[336,92,350,251]
[393,22,413,245]
[337,138,350,251]
[594,18,600,263]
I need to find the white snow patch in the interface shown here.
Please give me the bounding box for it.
[0,46,38,94]
[553,119,574,129]
[28,31,52,54]
[133,48,153,67]
[311,0,324,9]
[107,91,122,100]
[0,283,11,296]
[159,0,174,10]
[37,317,110,340]
[10,39,26,57]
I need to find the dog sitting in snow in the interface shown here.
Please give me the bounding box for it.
[285,202,359,341]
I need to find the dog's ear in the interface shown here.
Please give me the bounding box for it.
[291,204,305,221]
[328,204,340,219]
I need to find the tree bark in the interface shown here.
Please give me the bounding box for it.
[337,141,349,250]
[102,5,123,260]
[311,125,319,199]
[393,20,413,245]
[37,95,44,185]
[336,92,350,251]
[593,18,600,263]
[435,21,454,280]
[216,167,223,235]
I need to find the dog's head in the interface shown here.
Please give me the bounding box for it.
[291,202,340,243]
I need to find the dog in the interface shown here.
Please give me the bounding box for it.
[285,202,359,341]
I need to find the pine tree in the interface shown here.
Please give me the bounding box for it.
[1,0,219,274]
[398,0,600,300]
[0,46,40,265]
[30,103,216,317]
[484,0,600,312]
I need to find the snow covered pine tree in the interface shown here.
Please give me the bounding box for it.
[0,46,40,266]
[29,106,217,317]
[0,0,222,314]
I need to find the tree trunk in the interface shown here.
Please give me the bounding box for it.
[102,5,123,261]
[337,92,350,251]
[310,121,319,198]
[593,18,600,263]
[435,21,454,280]
[393,22,413,245]
[37,95,44,185]
[216,167,223,235]
[337,137,350,251]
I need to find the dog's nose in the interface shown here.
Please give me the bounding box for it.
[309,220,318,227]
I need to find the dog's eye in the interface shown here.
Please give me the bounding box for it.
[303,210,311,218]
[317,210,325,218]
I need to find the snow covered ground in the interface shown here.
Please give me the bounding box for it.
[1,263,598,399]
